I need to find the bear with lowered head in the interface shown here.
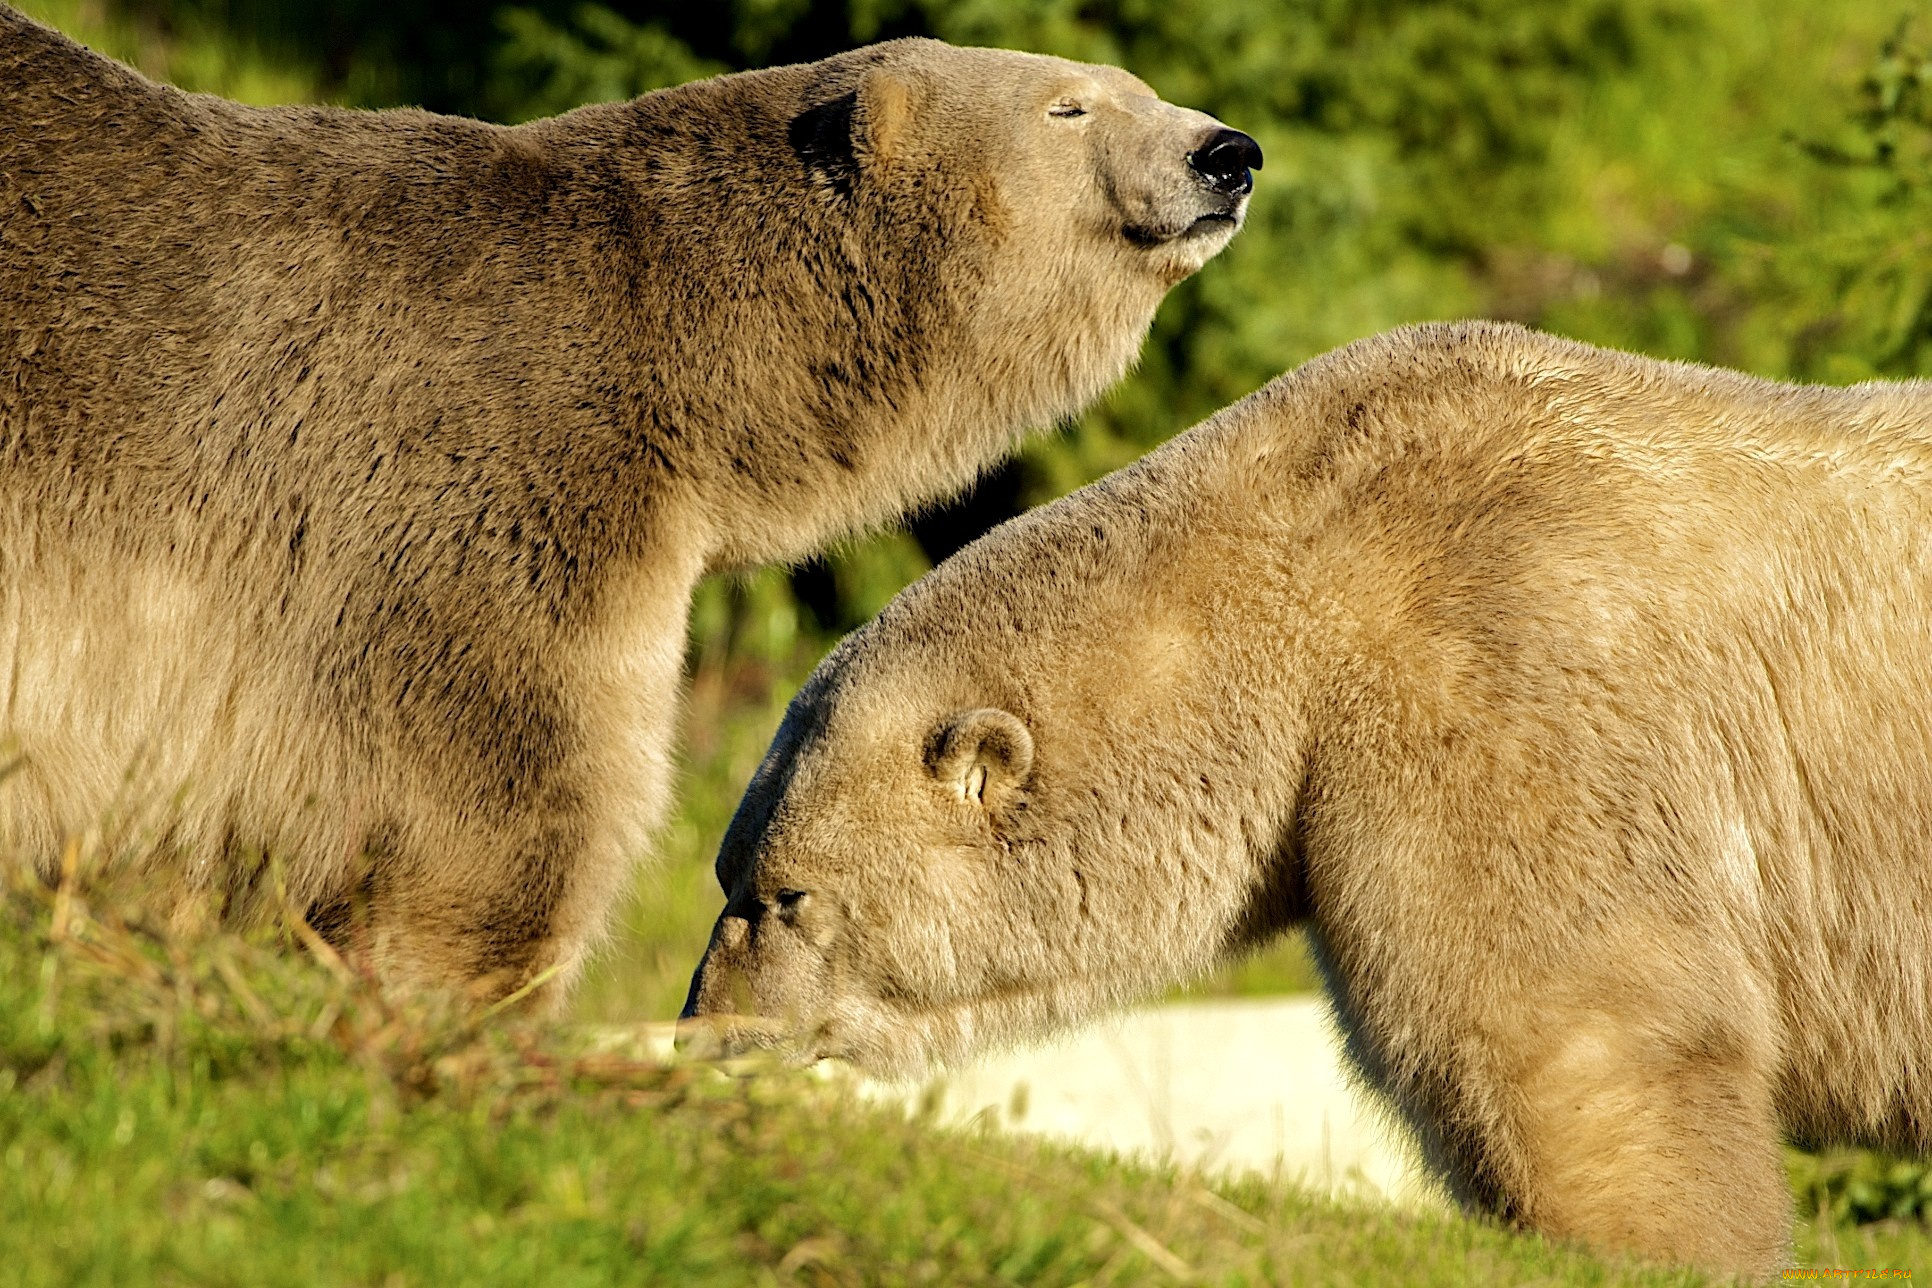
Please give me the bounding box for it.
[686,321,1932,1278]
[0,6,1260,1000]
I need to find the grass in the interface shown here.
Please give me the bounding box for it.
[6,876,1929,1285]
[13,878,1903,1288]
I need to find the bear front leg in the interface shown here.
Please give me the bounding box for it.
[1327,939,1792,1279]
[1504,1005,1791,1277]
[339,815,614,1011]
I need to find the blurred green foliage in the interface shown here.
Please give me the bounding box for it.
[1791,1147,1932,1227]
[14,0,320,101]
[1785,19,1932,381]
[489,5,728,121]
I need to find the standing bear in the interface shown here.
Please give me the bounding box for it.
[0,5,1260,999]
[685,321,1932,1277]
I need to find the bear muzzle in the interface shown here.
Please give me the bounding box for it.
[676,931,810,1062]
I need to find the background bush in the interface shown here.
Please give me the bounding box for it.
[1790,1148,1932,1227]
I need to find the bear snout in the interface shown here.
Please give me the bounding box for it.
[680,910,754,1019]
[671,1011,796,1063]
[1187,128,1264,198]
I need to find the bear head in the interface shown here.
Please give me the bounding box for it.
[782,39,1261,282]
[758,40,1263,440]
[681,454,1301,1078]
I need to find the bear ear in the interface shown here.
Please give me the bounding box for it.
[857,68,918,166]
[787,71,922,194]
[926,708,1034,810]
[788,90,859,194]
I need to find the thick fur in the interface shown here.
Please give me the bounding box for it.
[686,321,1932,1277]
[0,6,1253,998]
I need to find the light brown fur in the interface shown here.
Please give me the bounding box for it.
[685,321,1932,1277]
[0,6,1256,998]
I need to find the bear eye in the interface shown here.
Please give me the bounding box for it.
[1048,99,1087,119]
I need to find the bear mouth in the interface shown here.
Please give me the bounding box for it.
[1123,208,1243,249]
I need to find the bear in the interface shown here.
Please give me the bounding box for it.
[0,5,1261,1002]
[682,320,1932,1278]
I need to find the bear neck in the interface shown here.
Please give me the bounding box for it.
[553,88,1158,574]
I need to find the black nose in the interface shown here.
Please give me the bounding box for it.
[1188,128,1263,197]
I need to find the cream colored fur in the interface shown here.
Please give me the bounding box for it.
[686,321,1932,1277]
[0,5,1254,997]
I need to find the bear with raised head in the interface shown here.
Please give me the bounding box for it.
[685,321,1932,1277]
[0,4,1259,999]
